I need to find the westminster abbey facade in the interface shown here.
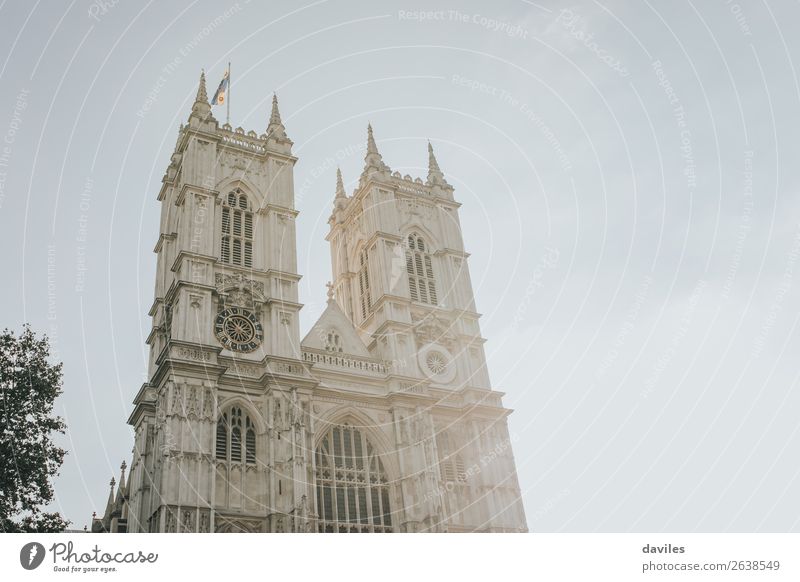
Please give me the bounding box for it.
[92,72,527,533]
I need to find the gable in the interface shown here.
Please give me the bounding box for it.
[300,298,371,357]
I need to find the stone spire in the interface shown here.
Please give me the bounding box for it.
[367,123,379,155]
[267,93,287,140]
[190,70,212,119]
[361,123,390,184]
[264,93,291,152]
[428,141,441,173]
[103,477,116,519]
[118,460,127,492]
[331,168,348,221]
[335,167,346,199]
[426,141,449,187]
[196,70,208,102]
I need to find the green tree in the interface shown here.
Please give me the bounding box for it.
[0,325,69,532]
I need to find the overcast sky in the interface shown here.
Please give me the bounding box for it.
[1,0,800,532]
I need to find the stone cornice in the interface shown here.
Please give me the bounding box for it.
[175,182,219,207]
[434,247,470,259]
[169,250,218,275]
[264,269,302,283]
[153,232,176,254]
[259,203,299,217]
[363,230,402,249]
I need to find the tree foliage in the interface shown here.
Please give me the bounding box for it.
[0,325,69,532]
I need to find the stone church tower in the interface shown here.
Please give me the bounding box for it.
[93,72,527,533]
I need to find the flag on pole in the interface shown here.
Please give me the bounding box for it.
[212,68,229,106]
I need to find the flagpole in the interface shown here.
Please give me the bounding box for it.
[226,61,231,126]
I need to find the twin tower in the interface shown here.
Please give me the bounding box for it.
[92,72,527,533]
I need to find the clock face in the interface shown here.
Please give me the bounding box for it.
[214,307,263,353]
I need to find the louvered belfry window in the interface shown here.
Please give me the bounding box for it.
[357,249,372,320]
[315,424,393,533]
[436,431,467,484]
[406,233,437,305]
[221,189,254,268]
[215,406,256,464]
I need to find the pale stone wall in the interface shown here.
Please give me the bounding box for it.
[106,74,527,534]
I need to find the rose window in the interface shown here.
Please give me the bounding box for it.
[426,351,448,376]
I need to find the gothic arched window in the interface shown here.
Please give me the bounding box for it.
[357,249,372,320]
[315,424,393,533]
[406,233,437,305]
[221,189,254,268]
[216,406,256,464]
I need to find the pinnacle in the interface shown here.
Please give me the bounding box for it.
[267,93,288,140]
[195,70,208,104]
[367,123,378,155]
[118,460,127,490]
[428,141,441,174]
[362,123,389,178]
[270,93,282,126]
[426,140,448,187]
[335,167,346,198]
[104,477,116,514]
[190,69,213,121]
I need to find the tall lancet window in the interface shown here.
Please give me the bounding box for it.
[357,249,372,320]
[215,406,256,464]
[315,423,393,533]
[220,189,254,268]
[406,233,437,305]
